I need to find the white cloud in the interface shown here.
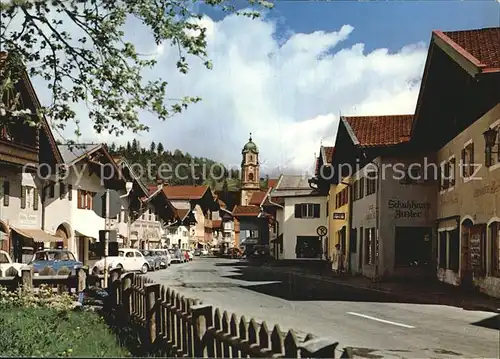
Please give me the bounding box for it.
[25,10,427,175]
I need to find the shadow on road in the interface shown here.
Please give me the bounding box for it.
[214,260,500,315]
[470,314,500,330]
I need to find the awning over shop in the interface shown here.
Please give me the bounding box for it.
[75,230,96,240]
[437,217,459,232]
[11,227,61,242]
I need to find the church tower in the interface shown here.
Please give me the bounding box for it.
[240,133,260,206]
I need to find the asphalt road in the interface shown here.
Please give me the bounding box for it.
[148,257,500,358]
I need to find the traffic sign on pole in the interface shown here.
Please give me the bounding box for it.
[92,190,122,219]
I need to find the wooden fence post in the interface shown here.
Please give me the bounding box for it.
[121,272,133,316]
[191,304,214,357]
[20,267,33,291]
[76,267,87,293]
[145,283,161,347]
[299,337,339,358]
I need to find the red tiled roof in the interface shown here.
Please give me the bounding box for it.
[440,27,500,71]
[162,185,208,200]
[232,205,261,217]
[343,115,413,148]
[249,191,267,206]
[212,219,222,228]
[268,179,278,188]
[148,185,158,196]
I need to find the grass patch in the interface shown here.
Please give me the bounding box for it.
[0,307,130,357]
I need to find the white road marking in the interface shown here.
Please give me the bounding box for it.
[347,312,415,328]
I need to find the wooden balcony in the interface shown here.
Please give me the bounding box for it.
[0,120,39,166]
[204,219,212,229]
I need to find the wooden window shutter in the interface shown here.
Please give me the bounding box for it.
[3,181,9,206]
[461,149,466,177]
[87,192,93,210]
[326,201,329,217]
[77,190,83,209]
[469,143,474,176]
[294,204,302,218]
[33,188,39,211]
[20,186,26,209]
[313,203,320,218]
[68,185,72,201]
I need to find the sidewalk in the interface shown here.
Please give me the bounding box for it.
[261,263,500,313]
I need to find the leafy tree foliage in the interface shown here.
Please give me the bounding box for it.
[0,0,272,138]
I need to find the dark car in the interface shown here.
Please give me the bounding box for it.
[29,249,83,274]
[193,248,201,256]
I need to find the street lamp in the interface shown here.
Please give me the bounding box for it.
[120,181,134,248]
[483,127,499,150]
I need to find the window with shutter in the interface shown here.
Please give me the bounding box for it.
[33,188,39,210]
[449,158,456,186]
[313,204,320,218]
[59,182,66,199]
[20,186,26,209]
[3,181,9,206]
[326,201,329,217]
[359,178,365,198]
[294,204,302,218]
[49,182,55,198]
[77,190,84,209]
[87,192,94,210]
[443,161,450,189]
[469,143,474,177]
[68,185,72,201]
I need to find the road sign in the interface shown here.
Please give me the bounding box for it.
[92,190,122,218]
[316,225,327,237]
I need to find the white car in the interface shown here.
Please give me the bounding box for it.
[153,249,172,268]
[201,248,209,256]
[92,248,149,275]
[0,250,28,276]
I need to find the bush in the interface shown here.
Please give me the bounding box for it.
[0,284,74,311]
[0,307,130,357]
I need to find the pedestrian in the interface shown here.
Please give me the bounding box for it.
[332,244,342,275]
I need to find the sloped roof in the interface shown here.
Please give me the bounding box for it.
[170,200,191,210]
[0,51,63,164]
[440,27,500,72]
[268,179,279,188]
[232,205,261,217]
[272,174,319,197]
[58,144,102,164]
[249,191,268,206]
[342,115,413,148]
[162,185,209,200]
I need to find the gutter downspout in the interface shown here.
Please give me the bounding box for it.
[341,180,353,274]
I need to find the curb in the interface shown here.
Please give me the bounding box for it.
[260,266,500,313]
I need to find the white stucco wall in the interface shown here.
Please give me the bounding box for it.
[282,196,327,260]
[44,162,108,256]
[0,168,43,232]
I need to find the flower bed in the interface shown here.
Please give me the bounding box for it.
[0,285,129,357]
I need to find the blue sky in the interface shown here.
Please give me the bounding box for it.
[204,0,499,52]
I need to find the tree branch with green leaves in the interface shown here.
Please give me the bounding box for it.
[0,0,273,139]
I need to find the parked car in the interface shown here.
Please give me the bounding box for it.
[152,249,171,268]
[140,250,161,271]
[169,248,185,263]
[201,248,209,256]
[193,248,201,256]
[92,248,149,274]
[0,250,28,276]
[29,249,83,275]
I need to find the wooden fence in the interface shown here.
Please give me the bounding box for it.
[0,267,88,293]
[108,271,352,358]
